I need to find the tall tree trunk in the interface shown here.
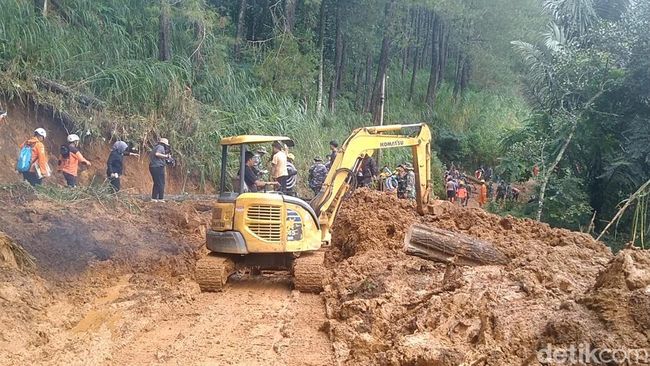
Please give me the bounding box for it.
[363,52,373,112]
[354,64,364,110]
[371,35,392,124]
[425,14,440,107]
[192,20,206,72]
[315,0,326,114]
[420,11,432,71]
[234,0,247,59]
[453,52,464,99]
[337,39,347,91]
[437,23,446,87]
[408,8,422,101]
[408,36,419,101]
[328,0,343,112]
[158,1,172,62]
[460,57,471,96]
[401,7,413,78]
[283,0,297,33]
[370,0,396,124]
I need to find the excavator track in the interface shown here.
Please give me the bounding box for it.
[293,251,325,293]
[196,253,235,292]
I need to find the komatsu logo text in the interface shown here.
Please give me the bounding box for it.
[379,140,405,148]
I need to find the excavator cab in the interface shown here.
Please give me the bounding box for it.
[196,136,325,292]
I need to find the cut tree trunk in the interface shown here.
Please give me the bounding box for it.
[404,223,509,266]
[35,77,105,110]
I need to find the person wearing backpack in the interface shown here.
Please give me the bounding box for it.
[17,128,50,186]
[57,134,91,188]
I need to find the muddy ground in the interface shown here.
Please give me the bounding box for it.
[325,190,650,365]
[1,185,649,366]
[0,186,331,365]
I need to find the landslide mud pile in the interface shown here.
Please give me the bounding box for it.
[325,189,650,365]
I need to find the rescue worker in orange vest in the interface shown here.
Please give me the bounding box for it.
[478,179,488,207]
[457,182,469,207]
[18,128,50,186]
[58,134,91,187]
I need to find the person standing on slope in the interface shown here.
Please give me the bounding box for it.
[457,182,469,207]
[17,128,50,186]
[149,138,171,202]
[58,134,91,188]
[107,141,138,192]
[478,180,488,208]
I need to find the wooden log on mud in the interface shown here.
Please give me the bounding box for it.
[404,223,509,266]
[35,77,105,110]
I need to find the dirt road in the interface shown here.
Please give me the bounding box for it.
[112,275,332,366]
[0,189,333,366]
[3,272,332,366]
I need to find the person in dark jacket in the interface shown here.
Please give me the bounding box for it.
[106,141,138,192]
[149,138,171,202]
[358,153,378,187]
[326,140,338,170]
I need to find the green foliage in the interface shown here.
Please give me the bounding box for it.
[507,0,650,240]
[537,172,593,230]
[0,0,539,195]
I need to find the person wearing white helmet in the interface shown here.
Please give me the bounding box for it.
[17,128,50,186]
[149,137,171,202]
[106,140,138,192]
[57,134,91,187]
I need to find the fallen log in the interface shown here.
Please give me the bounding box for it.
[35,77,105,110]
[404,223,509,266]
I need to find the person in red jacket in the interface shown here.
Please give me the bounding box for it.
[58,134,91,187]
[19,128,50,186]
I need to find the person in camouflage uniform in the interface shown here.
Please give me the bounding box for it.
[253,147,268,180]
[308,156,328,195]
[404,162,416,199]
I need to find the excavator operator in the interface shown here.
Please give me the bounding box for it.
[243,151,278,192]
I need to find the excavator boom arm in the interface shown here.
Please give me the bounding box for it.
[310,123,432,236]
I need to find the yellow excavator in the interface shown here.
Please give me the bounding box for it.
[196,123,432,292]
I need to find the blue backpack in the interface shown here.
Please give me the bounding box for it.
[16,145,33,172]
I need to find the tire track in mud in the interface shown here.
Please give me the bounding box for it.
[38,275,334,366]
